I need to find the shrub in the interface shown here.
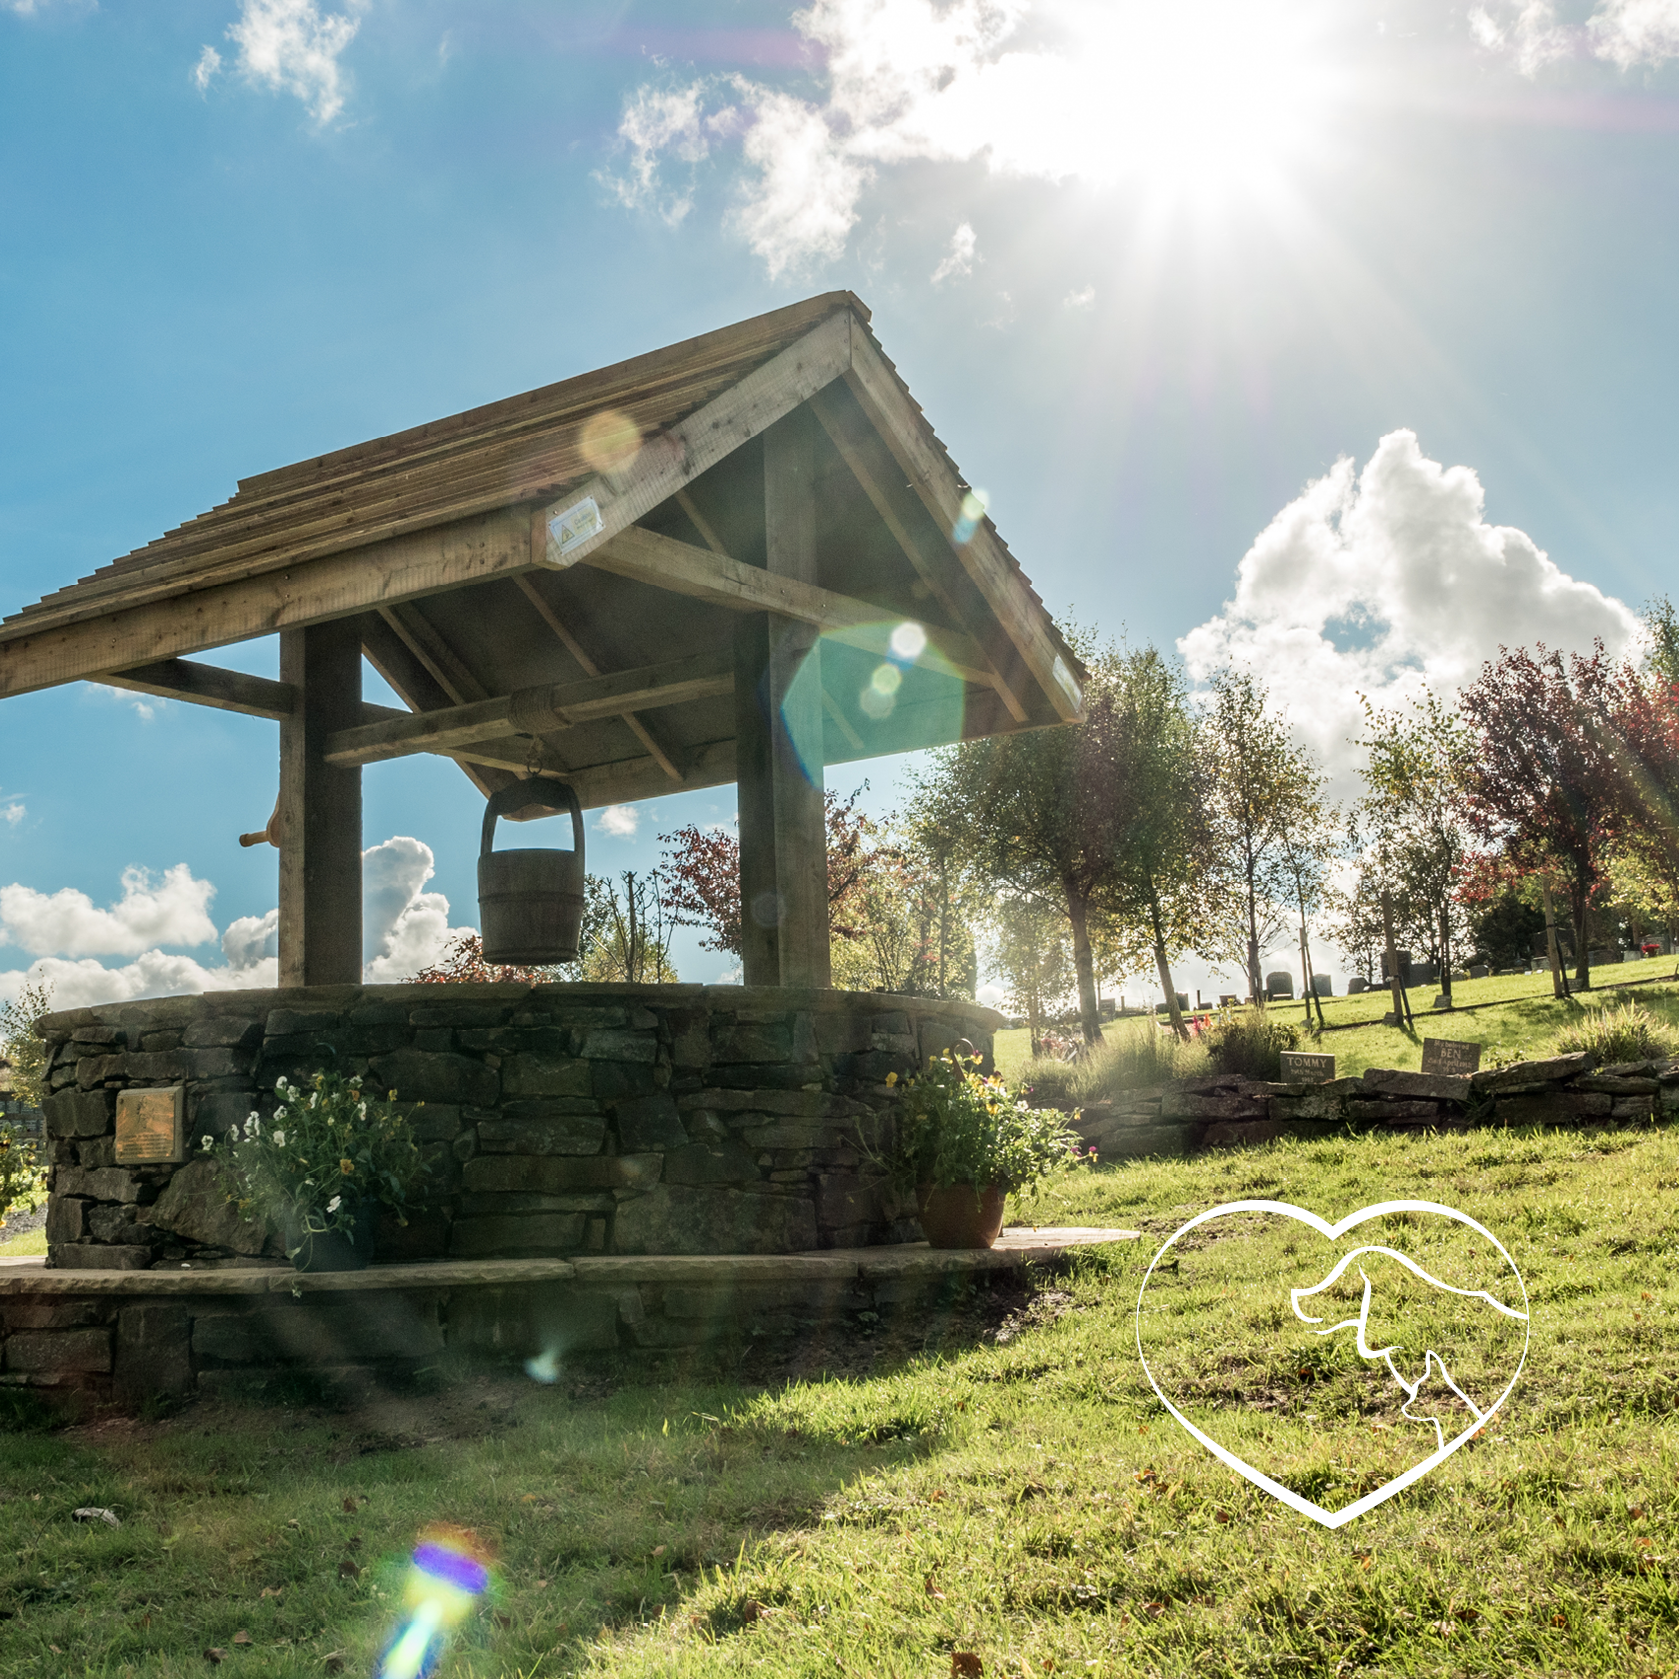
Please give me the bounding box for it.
[1202,1011,1301,1081]
[1020,1019,1210,1108]
[1554,1000,1679,1066]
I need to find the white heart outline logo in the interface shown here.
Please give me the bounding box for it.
[1134,1199,1531,1529]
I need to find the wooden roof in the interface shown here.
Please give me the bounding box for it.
[0,293,1083,809]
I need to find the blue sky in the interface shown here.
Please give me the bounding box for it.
[2,0,1677,1005]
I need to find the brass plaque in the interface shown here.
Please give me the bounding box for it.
[1279,1050,1336,1084]
[1421,1038,1481,1076]
[115,1086,185,1165]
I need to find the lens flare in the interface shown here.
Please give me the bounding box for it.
[889,621,927,662]
[579,409,643,474]
[952,489,988,546]
[859,661,902,719]
[377,1527,494,1679]
[524,1347,561,1384]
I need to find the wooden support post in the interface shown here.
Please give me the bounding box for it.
[279,621,363,988]
[735,411,830,989]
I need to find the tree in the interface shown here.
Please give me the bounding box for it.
[989,894,1072,1054]
[1276,795,1339,1026]
[580,872,678,983]
[1201,671,1321,1005]
[658,788,875,958]
[0,978,52,1110]
[1458,643,1631,992]
[1320,846,1387,985]
[1354,692,1475,1006]
[413,877,614,983]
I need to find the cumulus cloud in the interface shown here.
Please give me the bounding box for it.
[1062,284,1096,308]
[218,0,363,126]
[931,221,978,283]
[594,804,640,838]
[0,864,219,958]
[606,0,1324,276]
[1472,0,1679,72]
[1,802,23,829]
[1178,429,1641,800]
[361,835,473,983]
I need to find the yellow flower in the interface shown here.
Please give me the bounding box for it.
[339,1158,354,1176]
[885,1071,898,1086]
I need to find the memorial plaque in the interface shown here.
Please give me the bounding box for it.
[115,1086,185,1165]
[1421,1038,1481,1077]
[1280,1051,1336,1084]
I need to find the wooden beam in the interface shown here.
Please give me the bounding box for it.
[512,574,683,782]
[322,651,735,767]
[96,658,297,720]
[532,310,852,575]
[279,621,362,987]
[578,524,996,687]
[0,508,531,700]
[377,602,489,704]
[842,318,1084,722]
[808,386,1031,724]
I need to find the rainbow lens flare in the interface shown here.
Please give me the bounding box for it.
[376,1527,494,1679]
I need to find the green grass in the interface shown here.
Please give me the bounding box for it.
[4,1120,1679,1675]
[0,1227,46,1256]
[996,962,1679,1091]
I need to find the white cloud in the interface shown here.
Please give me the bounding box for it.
[0,803,22,829]
[193,44,223,93]
[1062,284,1096,309]
[226,0,363,126]
[594,804,640,838]
[1178,429,1641,801]
[1473,0,1679,71]
[0,864,218,958]
[931,221,978,283]
[361,835,475,983]
[88,683,162,722]
[221,908,278,972]
[609,0,1328,276]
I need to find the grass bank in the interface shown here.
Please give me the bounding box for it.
[2,1119,1676,1675]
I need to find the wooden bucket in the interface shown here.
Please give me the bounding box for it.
[477,781,585,966]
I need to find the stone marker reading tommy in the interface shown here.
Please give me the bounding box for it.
[1280,1051,1336,1083]
[114,1086,185,1166]
[1421,1039,1481,1077]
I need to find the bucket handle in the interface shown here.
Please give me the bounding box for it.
[480,780,584,862]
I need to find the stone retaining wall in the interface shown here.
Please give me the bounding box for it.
[35,984,999,1271]
[1075,1050,1678,1158]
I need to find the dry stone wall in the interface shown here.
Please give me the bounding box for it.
[36,983,999,1271]
[1074,1050,1679,1158]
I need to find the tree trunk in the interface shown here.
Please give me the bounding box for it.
[1246,870,1264,1007]
[1570,876,1591,992]
[1065,887,1103,1046]
[1438,902,1453,1007]
[1381,890,1408,1029]
[1540,876,1567,999]
[1148,887,1187,1039]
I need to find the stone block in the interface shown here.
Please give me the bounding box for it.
[404,1103,463,1143]
[410,1002,513,1029]
[1492,1091,1612,1126]
[451,1214,587,1257]
[1203,1119,1283,1148]
[1268,1093,1344,1122]
[114,1304,192,1404]
[1,1299,110,1331]
[192,1312,265,1365]
[184,1019,263,1050]
[447,1284,620,1356]
[42,1089,112,1139]
[147,1159,274,1256]
[662,1141,761,1186]
[712,1018,792,1063]
[1361,1069,1473,1101]
[50,1244,153,1270]
[1471,1053,1594,1092]
[475,1112,606,1155]
[1089,1124,1199,1161]
[191,1090,257,1139]
[370,1048,498,1106]
[138,1030,184,1051]
[1161,1093,1267,1121]
[54,1166,141,1203]
[1612,1096,1657,1119]
[499,1052,591,1099]
[76,1134,117,1168]
[463,1154,659,1195]
[612,1185,819,1255]
[668,1011,711,1069]
[1344,1100,1440,1123]
[614,1092,686,1151]
[88,1205,150,1245]
[815,1171,888,1232]
[814,1012,871,1056]
[175,1048,251,1080]
[67,1026,123,1046]
[265,1009,341,1039]
[46,1197,89,1244]
[1576,1075,1661,1095]
[579,1029,656,1063]
[738,1121,854,1150]
[460,1192,615,1216]
[6,1328,112,1374]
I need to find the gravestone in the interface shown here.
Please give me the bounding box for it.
[1265,971,1294,999]
[1420,1038,1481,1076]
[1311,974,1333,997]
[1280,1050,1335,1083]
[1382,949,1413,984]
[1347,976,1369,995]
[1469,965,1489,980]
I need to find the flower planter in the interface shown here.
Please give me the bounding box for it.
[282,1209,376,1274]
[915,1181,1007,1250]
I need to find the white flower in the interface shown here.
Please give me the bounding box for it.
[200,1135,213,1150]
[272,1130,286,1148]
[326,1195,341,1213]
[275,1077,289,1091]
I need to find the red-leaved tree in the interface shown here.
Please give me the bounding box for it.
[1458,643,1633,991]
[657,789,875,957]
[412,930,562,985]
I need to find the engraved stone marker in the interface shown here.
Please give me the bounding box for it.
[115,1086,185,1165]
[1279,1051,1336,1084]
[1420,1038,1481,1077]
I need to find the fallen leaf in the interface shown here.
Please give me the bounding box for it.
[924,1575,946,1601]
[929,1489,947,1503]
[522,1493,538,1503]
[1454,1608,1479,1623]
[286,1519,300,1530]
[341,1498,356,1514]
[1143,1601,1166,1618]
[535,1578,549,1589]
[741,1599,769,1623]
[233,1631,252,1646]
[338,1560,360,1580]
[203,1650,226,1665]
[1552,1613,1568,1628]
[652,1545,667,1558]
[49,1647,61,1656]
[260,1588,283,1600]
[951,1655,983,1677]
[1213,1509,1230,1524]
[73,1507,120,1527]
[1632,1506,1647,1519]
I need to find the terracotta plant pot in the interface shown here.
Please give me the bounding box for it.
[915,1182,1007,1250]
